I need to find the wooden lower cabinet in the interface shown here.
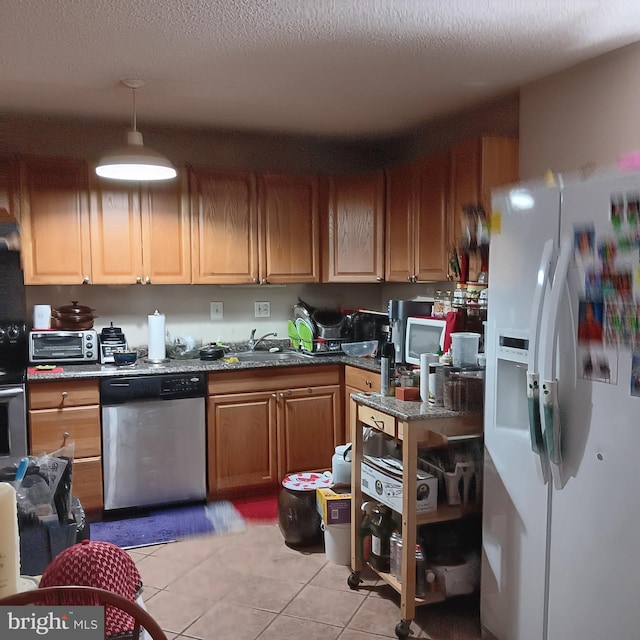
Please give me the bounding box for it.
[344,366,380,439]
[28,379,103,510]
[207,365,343,495]
[208,391,278,492]
[277,384,342,476]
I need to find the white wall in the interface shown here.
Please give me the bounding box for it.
[520,41,640,180]
[27,281,444,349]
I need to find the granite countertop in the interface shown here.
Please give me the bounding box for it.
[26,349,382,382]
[350,391,483,423]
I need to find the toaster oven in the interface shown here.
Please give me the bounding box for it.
[29,329,98,364]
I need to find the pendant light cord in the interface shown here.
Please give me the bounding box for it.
[131,87,137,133]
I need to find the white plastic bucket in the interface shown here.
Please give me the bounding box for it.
[321,520,351,565]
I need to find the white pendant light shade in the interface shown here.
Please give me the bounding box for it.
[96,80,176,181]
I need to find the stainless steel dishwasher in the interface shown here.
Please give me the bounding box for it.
[100,373,207,511]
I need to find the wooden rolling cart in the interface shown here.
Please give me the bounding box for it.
[348,392,483,639]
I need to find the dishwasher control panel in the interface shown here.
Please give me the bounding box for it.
[100,372,206,405]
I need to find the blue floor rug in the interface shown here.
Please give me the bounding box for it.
[90,502,246,550]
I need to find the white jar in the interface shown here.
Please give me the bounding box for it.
[332,444,352,484]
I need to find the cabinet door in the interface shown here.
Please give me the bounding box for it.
[449,137,519,280]
[259,174,319,284]
[140,169,191,284]
[19,157,91,285]
[324,172,385,282]
[191,169,259,284]
[414,150,450,281]
[385,162,415,283]
[278,384,342,477]
[72,456,103,511]
[207,391,278,493]
[89,176,144,284]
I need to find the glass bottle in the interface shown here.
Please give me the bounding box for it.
[389,531,402,580]
[369,504,395,573]
[415,544,427,598]
[357,501,376,562]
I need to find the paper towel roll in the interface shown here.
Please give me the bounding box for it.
[148,311,166,361]
[0,482,20,598]
[420,353,439,402]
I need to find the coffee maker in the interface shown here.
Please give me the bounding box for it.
[388,299,434,364]
[349,310,390,358]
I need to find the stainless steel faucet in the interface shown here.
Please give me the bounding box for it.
[248,329,278,351]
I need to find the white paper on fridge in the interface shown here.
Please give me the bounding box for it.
[361,455,437,514]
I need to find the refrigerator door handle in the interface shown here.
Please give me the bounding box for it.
[540,239,573,486]
[526,239,555,457]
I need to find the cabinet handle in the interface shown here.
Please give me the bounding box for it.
[135,277,142,284]
[262,278,268,285]
[407,276,413,282]
[375,276,383,282]
[82,276,90,284]
[371,417,385,430]
[272,393,277,399]
[61,391,68,399]
[307,388,312,393]
[253,277,260,284]
[145,276,151,284]
[366,380,372,388]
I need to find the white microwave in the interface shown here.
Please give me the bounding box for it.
[405,317,447,366]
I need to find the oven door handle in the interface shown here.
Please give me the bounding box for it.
[0,387,24,398]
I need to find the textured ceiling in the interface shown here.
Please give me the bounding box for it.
[1,1,639,138]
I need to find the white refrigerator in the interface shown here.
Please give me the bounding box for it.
[481,168,640,640]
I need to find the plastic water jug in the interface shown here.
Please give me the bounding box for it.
[450,332,480,368]
[332,444,352,484]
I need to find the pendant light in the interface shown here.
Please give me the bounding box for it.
[95,79,176,181]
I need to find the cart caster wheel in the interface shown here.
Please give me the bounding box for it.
[395,619,411,639]
[347,571,362,590]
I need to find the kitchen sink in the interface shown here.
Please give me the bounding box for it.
[225,351,311,362]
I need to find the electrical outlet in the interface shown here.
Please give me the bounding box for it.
[254,301,270,318]
[210,302,223,321]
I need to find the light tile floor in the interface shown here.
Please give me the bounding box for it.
[130,522,495,640]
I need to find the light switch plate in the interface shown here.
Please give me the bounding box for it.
[255,301,270,318]
[210,302,223,321]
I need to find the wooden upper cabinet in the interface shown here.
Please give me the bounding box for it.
[19,157,92,285]
[414,151,450,282]
[191,169,259,284]
[258,174,319,284]
[140,172,191,284]
[449,137,519,268]
[89,169,190,285]
[385,150,450,283]
[323,171,385,282]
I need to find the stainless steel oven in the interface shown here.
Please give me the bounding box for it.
[0,384,27,458]
[0,321,28,459]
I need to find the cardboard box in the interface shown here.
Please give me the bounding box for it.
[394,386,420,401]
[361,455,437,514]
[316,485,351,525]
